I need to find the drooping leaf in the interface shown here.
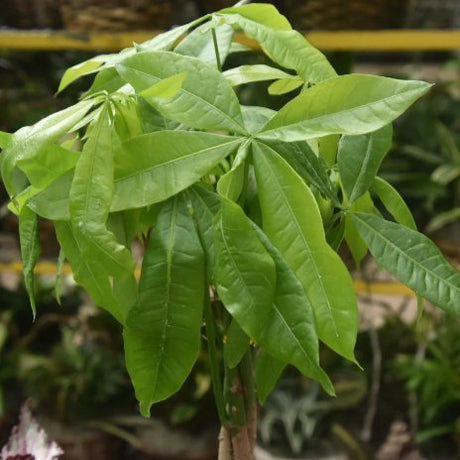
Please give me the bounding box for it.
[224,320,250,369]
[124,195,205,416]
[252,141,358,361]
[351,212,460,316]
[268,77,303,95]
[113,131,243,211]
[338,124,393,204]
[372,176,417,230]
[58,58,105,93]
[69,105,136,280]
[260,140,338,204]
[258,75,432,142]
[175,22,234,66]
[116,51,247,134]
[219,12,335,83]
[18,206,41,318]
[1,99,95,196]
[256,350,285,404]
[223,64,294,87]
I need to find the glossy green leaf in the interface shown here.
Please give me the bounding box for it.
[18,206,41,318]
[219,13,335,83]
[261,140,338,204]
[124,195,205,415]
[175,23,234,66]
[256,350,285,404]
[58,58,105,93]
[252,142,358,361]
[258,75,432,142]
[116,51,247,134]
[69,106,136,279]
[224,320,250,369]
[344,193,374,268]
[113,131,242,211]
[268,77,303,95]
[223,64,294,87]
[139,72,187,99]
[1,99,94,196]
[253,224,333,394]
[219,4,291,30]
[55,221,130,324]
[338,124,393,204]
[351,212,460,316]
[372,176,417,230]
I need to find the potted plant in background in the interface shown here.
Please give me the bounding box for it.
[1,2,459,458]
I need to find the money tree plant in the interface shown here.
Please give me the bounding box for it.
[1,3,459,458]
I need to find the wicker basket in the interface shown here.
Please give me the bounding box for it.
[282,0,410,30]
[60,0,173,31]
[2,0,62,29]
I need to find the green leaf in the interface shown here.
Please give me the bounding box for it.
[18,206,41,318]
[223,64,294,87]
[113,131,242,211]
[258,75,432,142]
[69,105,136,280]
[214,197,276,339]
[1,99,94,196]
[372,176,417,230]
[139,72,187,99]
[252,142,358,361]
[253,223,333,394]
[426,207,460,234]
[85,67,125,97]
[338,124,393,204]
[175,23,234,66]
[219,13,335,83]
[344,193,374,268]
[219,4,292,30]
[224,320,250,369]
[268,77,303,95]
[0,131,11,149]
[124,195,205,416]
[256,350,285,404]
[319,134,340,167]
[241,106,275,134]
[116,51,247,134]
[55,221,130,324]
[58,58,105,93]
[261,140,338,204]
[351,212,460,316]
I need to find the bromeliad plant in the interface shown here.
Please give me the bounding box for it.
[1,3,459,458]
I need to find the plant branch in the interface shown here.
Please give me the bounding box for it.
[211,27,222,72]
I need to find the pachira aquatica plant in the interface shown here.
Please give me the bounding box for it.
[1,3,459,457]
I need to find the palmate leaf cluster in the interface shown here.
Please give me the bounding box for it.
[1,4,459,417]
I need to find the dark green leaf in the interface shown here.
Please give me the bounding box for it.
[256,350,285,404]
[224,320,250,369]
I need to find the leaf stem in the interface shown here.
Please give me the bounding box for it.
[211,27,222,72]
[205,290,228,424]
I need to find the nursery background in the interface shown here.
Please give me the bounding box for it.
[0,1,459,459]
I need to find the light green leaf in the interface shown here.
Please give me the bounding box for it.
[258,75,432,142]
[0,131,11,149]
[219,13,335,83]
[253,223,333,394]
[351,212,460,316]
[55,221,129,324]
[58,58,105,93]
[1,99,94,196]
[372,176,417,230]
[256,350,285,404]
[19,206,41,318]
[124,195,205,415]
[224,320,250,369]
[116,51,247,134]
[139,72,187,99]
[338,124,393,204]
[268,77,303,95]
[219,4,291,30]
[241,106,275,134]
[69,105,136,279]
[319,134,340,167]
[260,140,338,204]
[223,64,294,87]
[344,193,374,268]
[175,22,234,66]
[84,67,125,97]
[113,131,242,211]
[252,142,358,361]
[8,186,41,216]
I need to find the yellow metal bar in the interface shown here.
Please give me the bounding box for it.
[0,261,416,296]
[0,30,459,52]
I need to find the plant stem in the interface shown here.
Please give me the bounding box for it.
[204,290,228,425]
[211,27,222,72]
